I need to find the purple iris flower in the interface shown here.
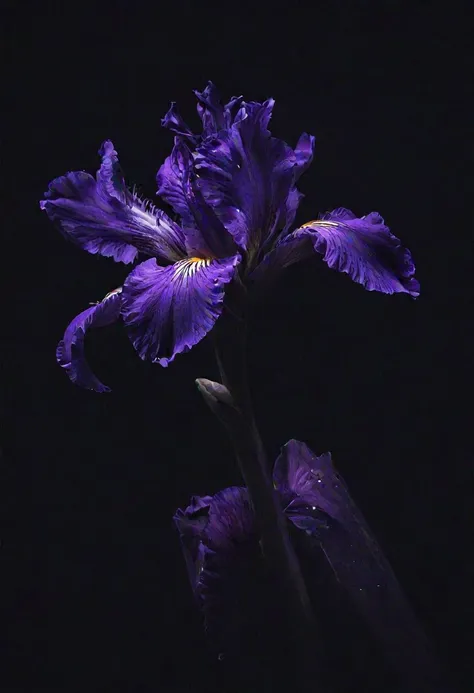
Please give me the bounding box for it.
[40,83,419,392]
[173,439,334,643]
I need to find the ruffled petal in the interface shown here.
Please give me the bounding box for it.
[252,207,420,296]
[194,100,297,255]
[40,140,186,264]
[56,288,122,393]
[121,254,240,366]
[156,140,237,258]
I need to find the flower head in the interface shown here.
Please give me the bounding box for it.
[41,83,419,391]
[174,440,334,646]
[41,138,240,390]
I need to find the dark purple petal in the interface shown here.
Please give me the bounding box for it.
[174,486,267,652]
[205,487,254,551]
[194,81,225,137]
[156,140,193,219]
[56,288,122,393]
[121,254,240,366]
[157,140,237,258]
[293,132,316,179]
[161,102,198,143]
[251,207,420,296]
[273,439,341,521]
[223,95,244,127]
[173,495,212,592]
[194,100,297,254]
[95,140,130,202]
[41,141,187,264]
[281,186,304,236]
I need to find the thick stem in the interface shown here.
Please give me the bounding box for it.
[206,282,328,692]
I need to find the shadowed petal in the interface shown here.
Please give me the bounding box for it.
[252,207,420,296]
[157,140,237,258]
[121,255,240,366]
[205,487,254,550]
[194,81,225,136]
[161,102,198,143]
[56,288,122,393]
[174,487,266,651]
[173,495,212,591]
[223,94,244,127]
[194,100,297,253]
[41,141,186,264]
[273,440,340,516]
[294,132,316,180]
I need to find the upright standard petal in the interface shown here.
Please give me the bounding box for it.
[56,288,122,393]
[162,83,243,143]
[161,102,198,143]
[40,141,186,264]
[157,140,237,258]
[194,81,226,137]
[194,100,297,255]
[252,207,420,296]
[121,254,240,366]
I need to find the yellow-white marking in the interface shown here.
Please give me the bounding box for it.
[173,257,212,280]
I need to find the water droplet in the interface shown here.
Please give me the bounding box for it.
[218,653,225,661]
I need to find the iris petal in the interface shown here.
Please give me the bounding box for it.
[161,102,198,142]
[40,140,186,264]
[194,81,226,136]
[56,288,122,393]
[157,140,237,258]
[121,254,240,366]
[194,100,297,253]
[293,132,316,180]
[205,487,254,550]
[273,439,340,521]
[252,207,420,296]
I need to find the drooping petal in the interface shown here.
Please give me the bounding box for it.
[40,141,187,264]
[251,207,420,296]
[56,288,122,393]
[156,140,237,258]
[293,132,316,180]
[121,254,240,366]
[194,100,297,254]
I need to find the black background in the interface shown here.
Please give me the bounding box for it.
[2,1,472,691]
